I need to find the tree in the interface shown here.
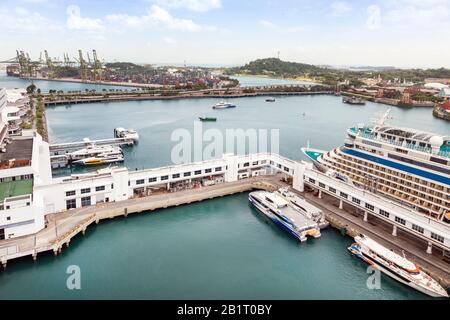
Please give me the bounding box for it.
[26,84,37,94]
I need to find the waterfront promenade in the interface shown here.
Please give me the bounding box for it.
[0,176,280,268]
[1,172,449,290]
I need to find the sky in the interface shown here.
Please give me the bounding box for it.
[1,0,450,68]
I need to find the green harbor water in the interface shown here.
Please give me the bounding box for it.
[1,81,448,299]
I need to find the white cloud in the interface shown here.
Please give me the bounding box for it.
[330,1,352,16]
[259,20,305,33]
[366,5,382,30]
[164,37,178,45]
[150,0,222,12]
[385,0,450,25]
[0,7,58,33]
[106,5,202,32]
[66,5,104,31]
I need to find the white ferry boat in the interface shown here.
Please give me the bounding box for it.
[276,188,329,229]
[265,97,276,102]
[249,191,321,242]
[114,127,139,142]
[302,109,450,223]
[67,144,123,162]
[212,101,237,109]
[348,234,449,298]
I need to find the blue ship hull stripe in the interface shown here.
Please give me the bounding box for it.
[342,148,450,185]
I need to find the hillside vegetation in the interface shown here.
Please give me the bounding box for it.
[225,58,450,85]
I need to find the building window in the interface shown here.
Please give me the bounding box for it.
[96,186,106,192]
[66,190,76,197]
[412,224,424,234]
[66,199,76,210]
[81,197,91,207]
[284,167,290,172]
[161,175,169,181]
[329,187,336,194]
[111,184,114,189]
[431,233,444,243]
[309,178,316,184]
[365,203,374,211]
[205,169,212,174]
[340,192,348,199]
[352,197,361,205]
[81,188,91,194]
[252,161,258,165]
[195,170,202,175]
[379,209,390,218]
[149,177,157,183]
[136,179,145,185]
[215,167,222,172]
[319,182,325,188]
[244,163,250,167]
[261,160,267,164]
[7,216,11,221]
[184,172,191,177]
[395,216,406,225]
[172,174,180,179]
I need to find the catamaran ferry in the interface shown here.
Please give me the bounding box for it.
[249,191,321,242]
[302,109,450,223]
[67,144,123,162]
[276,188,329,229]
[349,235,449,298]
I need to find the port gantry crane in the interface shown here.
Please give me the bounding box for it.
[77,50,89,82]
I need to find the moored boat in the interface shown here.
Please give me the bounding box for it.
[249,191,321,242]
[343,96,366,105]
[199,117,217,122]
[265,97,276,102]
[72,154,124,166]
[212,101,236,109]
[348,234,449,298]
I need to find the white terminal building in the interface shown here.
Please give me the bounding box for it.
[0,88,449,257]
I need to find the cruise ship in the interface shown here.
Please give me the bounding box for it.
[249,191,321,242]
[302,109,450,224]
[349,234,449,298]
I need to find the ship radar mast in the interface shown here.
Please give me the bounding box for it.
[372,109,392,130]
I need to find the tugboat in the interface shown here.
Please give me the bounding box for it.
[199,117,217,122]
[343,96,366,105]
